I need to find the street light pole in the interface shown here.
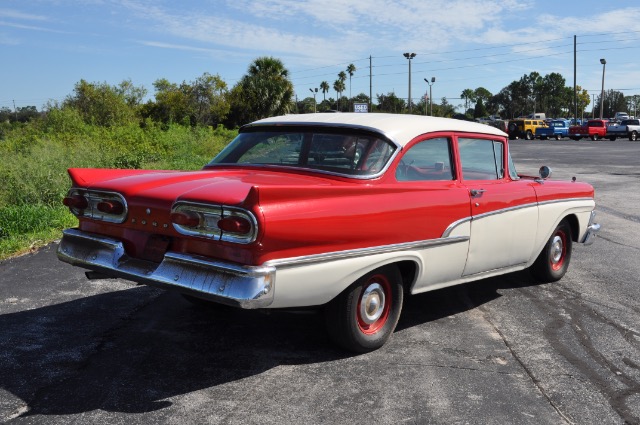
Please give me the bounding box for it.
[424,77,435,116]
[599,58,606,120]
[403,53,416,113]
[309,88,318,113]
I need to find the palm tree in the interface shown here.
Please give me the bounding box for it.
[237,56,294,121]
[338,71,347,85]
[460,88,475,114]
[333,79,346,110]
[320,81,330,101]
[346,64,356,101]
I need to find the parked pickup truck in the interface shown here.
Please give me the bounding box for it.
[535,119,570,140]
[606,119,640,141]
[569,119,608,141]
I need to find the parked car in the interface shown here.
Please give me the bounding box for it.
[508,118,547,140]
[535,119,570,140]
[614,112,630,121]
[607,118,640,141]
[569,119,609,140]
[57,113,600,352]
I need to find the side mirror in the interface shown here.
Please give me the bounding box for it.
[539,166,552,180]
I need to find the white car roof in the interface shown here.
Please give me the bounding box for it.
[248,113,507,147]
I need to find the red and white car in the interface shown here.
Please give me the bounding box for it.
[58,113,600,352]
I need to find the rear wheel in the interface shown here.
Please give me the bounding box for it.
[630,131,638,141]
[525,130,533,140]
[555,134,562,140]
[591,134,600,141]
[530,220,573,283]
[325,265,403,353]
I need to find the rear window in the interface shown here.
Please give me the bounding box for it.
[208,129,397,177]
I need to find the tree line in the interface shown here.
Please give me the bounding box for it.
[3,57,640,131]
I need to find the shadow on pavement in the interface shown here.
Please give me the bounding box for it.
[0,265,542,417]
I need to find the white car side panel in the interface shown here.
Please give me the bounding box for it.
[268,252,425,308]
[463,206,538,276]
[530,199,595,264]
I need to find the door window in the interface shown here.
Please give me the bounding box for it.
[396,137,453,181]
[458,138,504,180]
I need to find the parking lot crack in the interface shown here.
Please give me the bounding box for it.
[475,305,576,425]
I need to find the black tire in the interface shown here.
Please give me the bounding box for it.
[525,130,533,140]
[591,134,600,141]
[530,220,573,283]
[630,131,638,141]
[325,265,403,353]
[555,134,561,140]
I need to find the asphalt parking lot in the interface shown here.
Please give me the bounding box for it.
[1,139,639,424]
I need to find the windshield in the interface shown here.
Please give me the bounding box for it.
[207,129,397,177]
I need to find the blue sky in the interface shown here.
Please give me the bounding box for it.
[2,0,640,114]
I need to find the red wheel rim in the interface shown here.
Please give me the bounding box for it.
[356,274,392,335]
[549,229,567,271]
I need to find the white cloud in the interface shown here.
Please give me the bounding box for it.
[0,9,49,21]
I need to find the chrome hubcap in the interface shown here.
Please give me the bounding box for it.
[359,283,386,325]
[550,235,564,265]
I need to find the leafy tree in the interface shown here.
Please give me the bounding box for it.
[540,73,566,118]
[63,79,140,127]
[625,94,640,117]
[318,99,333,112]
[229,56,294,125]
[595,90,626,119]
[376,92,405,113]
[437,97,456,117]
[320,81,330,101]
[473,98,488,118]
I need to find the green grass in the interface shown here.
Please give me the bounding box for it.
[0,118,237,260]
[0,205,78,260]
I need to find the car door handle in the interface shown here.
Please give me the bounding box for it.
[470,189,486,197]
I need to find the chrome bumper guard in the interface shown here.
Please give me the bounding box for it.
[581,211,601,246]
[57,229,275,308]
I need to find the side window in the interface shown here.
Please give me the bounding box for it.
[396,137,453,181]
[458,138,504,180]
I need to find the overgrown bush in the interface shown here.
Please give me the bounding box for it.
[0,119,237,259]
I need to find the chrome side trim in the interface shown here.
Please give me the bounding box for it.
[265,236,469,268]
[581,210,601,245]
[471,202,538,221]
[442,217,472,238]
[442,198,595,237]
[57,229,275,309]
[537,197,594,207]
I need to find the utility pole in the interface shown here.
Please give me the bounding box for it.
[13,100,18,121]
[369,55,372,113]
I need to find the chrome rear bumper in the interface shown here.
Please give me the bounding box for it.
[581,211,601,246]
[57,228,275,308]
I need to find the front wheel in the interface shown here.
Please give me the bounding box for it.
[555,134,562,140]
[525,130,533,140]
[630,131,638,141]
[591,134,600,141]
[325,265,403,353]
[530,220,573,283]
